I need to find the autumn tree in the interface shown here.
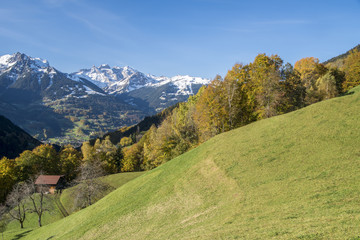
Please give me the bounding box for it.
[316,71,338,100]
[248,54,284,119]
[15,150,39,180]
[142,125,160,170]
[122,143,143,171]
[120,137,133,147]
[60,145,82,181]
[0,157,17,203]
[343,48,360,91]
[107,146,124,173]
[31,144,60,174]
[280,63,306,112]
[225,63,256,125]
[169,98,199,152]
[329,68,346,94]
[223,64,249,128]
[294,57,327,104]
[294,57,323,89]
[194,77,228,142]
[81,141,96,161]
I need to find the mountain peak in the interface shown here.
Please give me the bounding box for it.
[0,52,50,71]
[123,65,134,71]
[99,64,111,69]
[72,64,210,95]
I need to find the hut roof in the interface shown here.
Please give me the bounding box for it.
[35,175,64,185]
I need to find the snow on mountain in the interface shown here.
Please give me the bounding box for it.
[0,53,107,99]
[71,65,157,94]
[0,52,210,101]
[0,52,50,72]
[0,52,58,85]
[71,65,210,96]
[152,75,210,95]
[0,53,211,144]
[0,54,16,70]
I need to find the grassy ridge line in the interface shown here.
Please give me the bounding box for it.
[14,86,360,239]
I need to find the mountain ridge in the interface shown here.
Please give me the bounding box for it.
[70,63,209,96]
[0,52,210,97]
[0,52,210,144]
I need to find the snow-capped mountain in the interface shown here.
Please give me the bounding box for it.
[0,52,51,73]
[0,52,210,144]
[71,64,210,96]
[0,52,55,89]
[70,65,156,94]
[0,52,104,100]
[0,52,210,99]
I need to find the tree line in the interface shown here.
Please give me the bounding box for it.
[115,50,359,171]
[2,50,360,193]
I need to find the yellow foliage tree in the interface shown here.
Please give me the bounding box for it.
[0,157,17,202]
[343,48,360,91]
[121,144,142,172]
[294,57,327,104]
[60,145,83,181]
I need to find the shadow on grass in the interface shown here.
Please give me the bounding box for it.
[11,229,32,240]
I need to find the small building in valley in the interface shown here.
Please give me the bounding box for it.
[35,175,66,194]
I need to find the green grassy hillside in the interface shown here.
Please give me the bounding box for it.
[8,86,360,239]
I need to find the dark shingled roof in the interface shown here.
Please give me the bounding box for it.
[35,175,63,185]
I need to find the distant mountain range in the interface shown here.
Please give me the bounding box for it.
[0,52,210,145]
[71,64,208,96]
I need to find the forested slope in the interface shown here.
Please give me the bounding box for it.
[0,115,41,159]
[12,85,360,239]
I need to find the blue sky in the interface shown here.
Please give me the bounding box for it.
[1,0,360,78]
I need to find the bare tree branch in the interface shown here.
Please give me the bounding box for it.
[5,182,29,229]
[73,161,110,210]
[25,178,50,227]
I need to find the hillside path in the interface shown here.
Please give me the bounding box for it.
[54,194,69,217]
